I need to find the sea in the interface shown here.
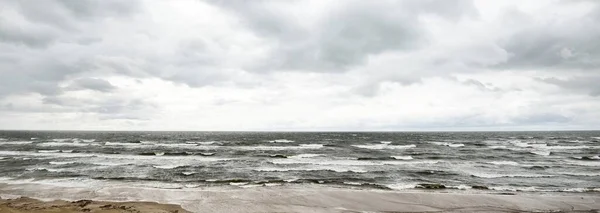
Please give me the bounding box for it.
[0,131,598,193]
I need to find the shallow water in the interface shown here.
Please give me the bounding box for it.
[0,131,598,193]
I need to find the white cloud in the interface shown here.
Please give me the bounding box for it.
[0,0,599,131]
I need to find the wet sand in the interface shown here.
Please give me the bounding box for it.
[0,197,190,213]
[1,182,599,212]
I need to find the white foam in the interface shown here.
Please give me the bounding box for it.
[153,165,183,169]
[530,150,551,156]
[470,172,554,178]
[49,161,76,165]
[254,167,367,173]
[37,142,91,147]
[387,183,417,190]
[380,141,392,144]
[38,150,61,153]
[229,182,248,186]
[289,154,325,158]
[488,145,507,149]
[0,141,33,145]
[269,139,294,143]
[391,156,413,160]
[299,144,323,148]
[431,142,465,148]
[182,172,196,176]
[196,141,216,145]
[488,161,520,166]
[343,182,362,186]
[81,139,96,143]
[352,144,416,150]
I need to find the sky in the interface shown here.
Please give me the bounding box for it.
[0,0,599,131]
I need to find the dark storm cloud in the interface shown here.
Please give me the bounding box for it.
[213,0,477,72]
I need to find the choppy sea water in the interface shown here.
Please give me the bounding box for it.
[0,131,598,193]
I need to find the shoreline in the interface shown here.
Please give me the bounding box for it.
[1,182,599,213]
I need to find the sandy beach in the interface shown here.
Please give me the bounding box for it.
[1,182,599,213]
[0,197,190,213]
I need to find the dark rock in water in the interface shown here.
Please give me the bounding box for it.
[128,140,142,143]
[268,154,287,158]
[416,183,446,189]
[472,185,489,190]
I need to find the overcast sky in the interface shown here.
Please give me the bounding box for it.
[1,0,599,131]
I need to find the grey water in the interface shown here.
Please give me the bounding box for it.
[0,131,598,193]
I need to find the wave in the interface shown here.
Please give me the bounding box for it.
[0,141,34,145]
[530,150,551,156]
[254,167,367,173]
[49,161,77,165]
[488,161,520,166]
[431,142,465,148]
[470,172,554,178]
[299,144,323,148]
[356,156,413,160]
[288,154,324,158]
[152,165,185,169]
[271,158,437,166]
[269,139,294,143]
[352,144,416,150]
[571,156,600,161]
[37,142,93,147]
[37,150,61,153]
[391,156,413,160]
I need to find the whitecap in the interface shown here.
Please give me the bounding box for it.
[269,139,294,143]
[488,145,507,149]
[153,165,183,169]
[530,150,551,156]
[488,161,520,166]
[387,183,417,190]
[343,182,362,186]
[229,182,248,186]
[470,173,554,178]
[299,144,323,148]
[38,150,61,153]
[254,167,367,173]
[0,141,33,145]
[196,141,216,145]
[380,141,392,144]
[182,172,196,176]
[289,154,324,158]
[37,142,90,147]
[352,144,416,150]
[391,156,413,160]
[49,161,76,165]
[431,142,465,148]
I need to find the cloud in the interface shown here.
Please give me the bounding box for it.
[540,76,600,97]
[67,78,116,92]
[214,0,477,72]
[496,3,600,70]
[0,0,600,130]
